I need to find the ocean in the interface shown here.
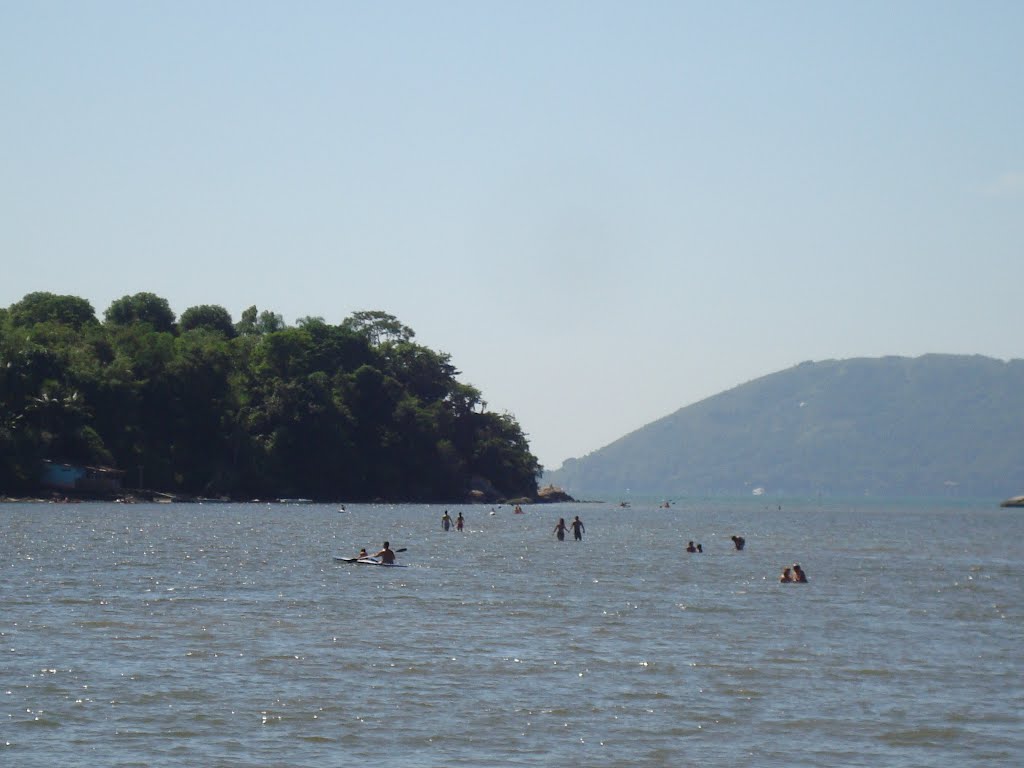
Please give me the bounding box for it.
[2,498,1021,767]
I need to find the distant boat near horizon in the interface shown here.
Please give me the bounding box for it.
[1000,495,1024,507]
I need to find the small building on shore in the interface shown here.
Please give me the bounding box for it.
[41,460,125,495]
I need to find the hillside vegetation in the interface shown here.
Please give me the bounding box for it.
[0,292,540,501]
[546,355,1024,499]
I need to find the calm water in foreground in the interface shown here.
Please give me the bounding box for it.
[2,498,1022,767]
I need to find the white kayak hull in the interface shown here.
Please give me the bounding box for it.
[334,556,408,567]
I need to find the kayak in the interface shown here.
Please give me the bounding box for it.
[334,556,408,567]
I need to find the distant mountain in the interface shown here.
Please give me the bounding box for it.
[545,355,1024,499]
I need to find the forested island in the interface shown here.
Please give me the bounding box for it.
[0,292,542,502]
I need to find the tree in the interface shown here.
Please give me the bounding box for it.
[163,329,238,493]
[302,321,373,376]
[104,292,176,333]
[380,342,461,403]
[341,310,414,347]
[236,306,285,337]
[256,372,357,499]
[251,327,312,381]
[179,304,236,338]
[236,306,259,336]
[258,311,286,334]
[466,411,542,498]
[8,292,97,329]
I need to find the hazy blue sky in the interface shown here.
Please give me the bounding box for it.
[3,2,1022,469]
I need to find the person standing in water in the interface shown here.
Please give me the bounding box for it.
[442,510,452,531]
[553,518,568,541]
[731,535,746,550]
[570,515,585,541]
[456,512,464,531]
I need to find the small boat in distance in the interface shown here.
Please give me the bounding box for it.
[1000,495,1024,507]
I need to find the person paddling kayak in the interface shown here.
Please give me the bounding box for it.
[371,541,396,564]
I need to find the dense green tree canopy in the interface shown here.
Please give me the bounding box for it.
[9,292,97,329]
[0,292,541,501]
[104,292,176,333]
[179,304,236,337]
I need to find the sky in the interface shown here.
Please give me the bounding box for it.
[2,1,1022,470]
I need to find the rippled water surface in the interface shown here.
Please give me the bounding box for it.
[2,498,1022,766]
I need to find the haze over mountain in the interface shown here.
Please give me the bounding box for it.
[545,355,1024,500]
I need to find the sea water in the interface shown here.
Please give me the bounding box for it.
[1,498,1021,767]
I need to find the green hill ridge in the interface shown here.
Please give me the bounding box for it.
[545,354,1024,499]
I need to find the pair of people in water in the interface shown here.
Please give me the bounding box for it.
[441,510,464,531]
[780,563,807,583]
[686,541,703,552]
[553,516,585,541]
[353,542,396,564]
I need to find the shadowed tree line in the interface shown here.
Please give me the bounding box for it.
[0,292,541,501]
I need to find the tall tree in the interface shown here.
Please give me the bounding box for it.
[179,304,236,338]
[8,292,97,329]
[342,310,414,347]
[104,292,176,333]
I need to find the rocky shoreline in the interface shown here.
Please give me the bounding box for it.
[1,484,579,505]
